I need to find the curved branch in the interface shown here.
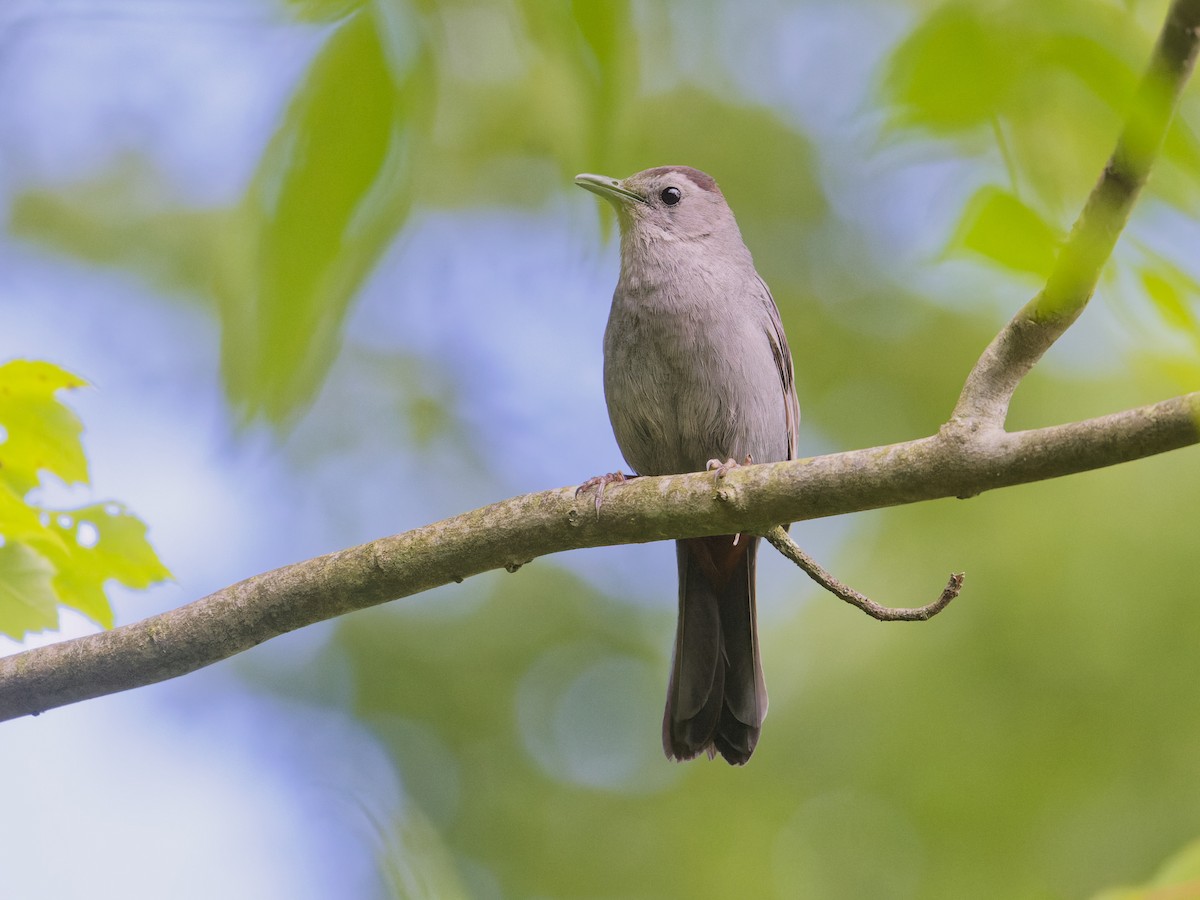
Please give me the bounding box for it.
[2,392,1197,722]
[952,0,1200,426]
[763,527,963,621]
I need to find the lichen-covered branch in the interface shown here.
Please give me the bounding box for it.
[2,391,1197,723]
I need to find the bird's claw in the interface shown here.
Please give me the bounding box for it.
[706,454,753,479]
[705,456,753,546]
[576,471,629,512]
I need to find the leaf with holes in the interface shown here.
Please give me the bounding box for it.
[39,503,173,628]
[0,360,171,637]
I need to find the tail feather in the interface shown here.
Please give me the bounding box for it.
[663,535,767,765]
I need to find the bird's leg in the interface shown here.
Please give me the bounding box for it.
[575,471,632,511]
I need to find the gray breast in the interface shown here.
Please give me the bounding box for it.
[602,279,791,476]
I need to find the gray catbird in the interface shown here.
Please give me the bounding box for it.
[576,166,800,765]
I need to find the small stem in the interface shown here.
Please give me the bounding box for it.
[991,114,1020,196]
[764,527,963,622]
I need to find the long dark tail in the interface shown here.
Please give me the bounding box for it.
[663,535,768,765]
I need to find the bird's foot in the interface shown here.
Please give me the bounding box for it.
[575,471,630,511]
[705,454,753,479]
[706,456,753,546]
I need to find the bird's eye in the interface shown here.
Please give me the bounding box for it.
[660,187,682,206]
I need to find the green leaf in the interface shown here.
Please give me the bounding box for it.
[1139,263,1200,333]
[7,163,231,302]
[1033,25,1138,119]
[0,359,89,495]
[0,480,64,550]
[220,9,414,423]
[883,2,1025,133]
[0,542,60,639]
[38,502,173,628]
[949,186,1062,278]
[565,0,636,171]
[0,360,171,637]
[1157,117,1200,214]
[569,0,627,77]
[881,0,1152,216]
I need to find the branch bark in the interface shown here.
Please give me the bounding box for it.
[2,0,1199,723]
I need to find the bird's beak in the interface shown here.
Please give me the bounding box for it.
[574,173,646,206]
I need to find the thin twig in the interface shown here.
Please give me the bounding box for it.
[764,527,963,622]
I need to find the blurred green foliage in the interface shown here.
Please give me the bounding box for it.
[7,0,1200,897]
[887,0,1200,341]
[216,8,416,422]
[0,361,171,637]
[950,186,1064,278]
[12,0,821,425]
[1094,836,1200,898]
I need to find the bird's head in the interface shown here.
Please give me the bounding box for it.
[575,166,740,245]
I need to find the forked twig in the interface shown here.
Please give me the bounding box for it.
[764,527,963,622]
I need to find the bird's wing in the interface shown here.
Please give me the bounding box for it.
[756,275,800,460]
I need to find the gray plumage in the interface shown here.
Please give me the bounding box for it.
[576,166,800,764]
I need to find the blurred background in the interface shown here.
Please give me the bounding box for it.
[3,0,1200,897]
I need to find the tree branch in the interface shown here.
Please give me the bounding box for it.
[2,0,1198,724]
[952,0,1200,427]
[1,392,1197,722]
